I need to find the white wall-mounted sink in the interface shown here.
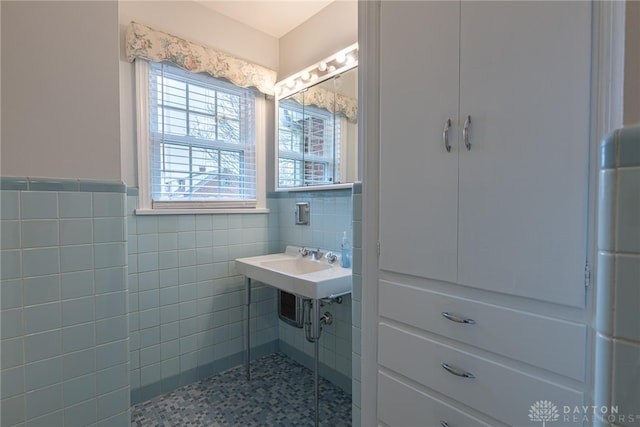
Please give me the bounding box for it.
[235,246,352,299]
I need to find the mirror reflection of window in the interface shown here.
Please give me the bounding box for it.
[278,98,338,187]
[275,56,357,190]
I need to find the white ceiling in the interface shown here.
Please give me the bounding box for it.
[197,1,334,38]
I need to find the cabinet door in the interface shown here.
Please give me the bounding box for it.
[379,1,460,283]
[457,1,591,307]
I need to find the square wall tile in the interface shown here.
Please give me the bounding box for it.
[65,400,97,427]
[2,365,25,398]
[23,275,60,306]
[62,297,95,327]
[1,191,20,220]
[93,218,125,243]
[63,373,96,406]
[24,330,61,363]
[62,348,95,380]
[94,243,126,269]
[95,267,126,294]
[2,278,23,309]
[95,292,127,320]
[25,383,63,420]
[24,302,61,334]
[616,168,640,253]
[93,193,124,217]
[1,220,20,249]
[25,357,62,392]
[21,191,57,220]
[97,388,129,422]
[1,337,24,369]
[96,363,128,395]
[59,192,93,218]
[62,323,96,353]
[22,220,59,248]
[23,247,59,277]
[61,271,94,299]
[614,254,640,341]
[60,245,94,273]
[1,394,25,426]
[96,340,128,370]
[59,219,93,245]
[612,339,640,418]
[1,250,21,279]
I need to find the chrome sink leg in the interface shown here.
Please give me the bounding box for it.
[313,299,320,427]
[245,277,251,381]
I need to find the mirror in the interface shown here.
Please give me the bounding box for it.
[275,48,358,190]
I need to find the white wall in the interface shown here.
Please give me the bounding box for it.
[278,1,357,79]
[1,1,121,181]
[118,1,279,186]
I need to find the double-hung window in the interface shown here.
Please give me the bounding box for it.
[136,61,265,212]
[277,99,340,187]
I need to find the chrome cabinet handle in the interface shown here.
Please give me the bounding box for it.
[443,118,452,152]
[440,421,449,427]
[441,311,476,325]
[441,362,475,379]
[463,115,471,151]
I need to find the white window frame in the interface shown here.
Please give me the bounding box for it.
[135,60,267,214]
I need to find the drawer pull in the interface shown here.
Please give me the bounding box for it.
[441,362,475,379]
[441,312,476,325]
[440,421,449,427]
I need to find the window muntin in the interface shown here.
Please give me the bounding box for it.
[148,62,256,204]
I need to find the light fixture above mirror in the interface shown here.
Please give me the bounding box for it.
[274,43,358,99]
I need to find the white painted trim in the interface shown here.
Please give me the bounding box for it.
[255,95,268,210]
[135,208,270,215]
[358,0,380,425]
[135,60,152,210]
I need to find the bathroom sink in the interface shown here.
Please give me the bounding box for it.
[235,246,351,299]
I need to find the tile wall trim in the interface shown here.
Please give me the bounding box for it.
[1,177,126,193]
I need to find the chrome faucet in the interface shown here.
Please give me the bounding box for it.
[309,248,323,261]
[299,247,310,257]
[325,252,338,264]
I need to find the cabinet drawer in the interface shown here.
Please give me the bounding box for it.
[379,370,499,427]
[378,323,584,426]
[379,280,586,381]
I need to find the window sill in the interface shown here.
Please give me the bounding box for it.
[135,208,270,216]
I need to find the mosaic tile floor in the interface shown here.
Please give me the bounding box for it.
[131,352,352,427]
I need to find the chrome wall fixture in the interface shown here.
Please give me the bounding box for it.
[295,201,310,225]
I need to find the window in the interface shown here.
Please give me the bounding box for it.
[136,61,266,212]
[277,99,341,187]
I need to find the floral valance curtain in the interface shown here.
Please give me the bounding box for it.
[291,85,358,123]
[125,21,277,96]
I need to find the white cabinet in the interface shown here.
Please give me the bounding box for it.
[379,1,591,307]
[377,1,593,425]
[379,0,460,285]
